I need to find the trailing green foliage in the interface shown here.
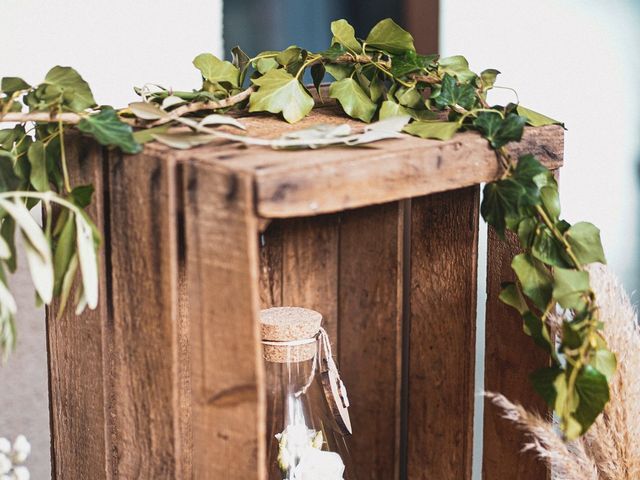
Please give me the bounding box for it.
[0,18,611,440]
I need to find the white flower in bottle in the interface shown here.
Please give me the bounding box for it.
[10,436,30,464]
[293,447,345,480]
[0,453,11,475]
[12,466,30,480]
[0,440,10,455]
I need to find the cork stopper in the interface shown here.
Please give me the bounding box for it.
[260,307,322,363]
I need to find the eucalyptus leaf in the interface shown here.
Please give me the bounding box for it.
[0,199,50,260]
[249,69,314,123]
[329,78,377,123]
[152,132,217,150]
[53,214,76,296]
[199,114,246,130]
[27,141,48,192]
[1,77,30,94]
[57,252,78,320]
[75,214,98,310]
[0,278,17,315]
[22,234,54,304]
[128,101,170,121]
[133,125,170,144]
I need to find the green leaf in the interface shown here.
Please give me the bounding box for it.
[328,78,377,123]
[193,53,239,87]
[379,101,436,121]
[591,349,617,382]
[276,46,303,67]
[254,57,279,74]
[231,46,251,73]
[249,69,314,123]
[310,63,326,96]
[434,74,476,110]
[1,77,30,94]
[0,218,17,272]
[564,222,606,265]
[78,109,142,154]
[132,125,170,144]
[540,185,560,221]
[22,233,54,304]
[365,18,415,54]
[128,101,170,121]
[530,366,563,407]
[403,121,459,140]
[331,19,361,53]
[391,51,438,77]
[439,55,476,83]
[516,105,563,127]
[57,252,78,320]
[473,112,526,149]
[532,226,570,267]
[53,214,76,296]
[573,366,610,438]
[0,199,50,261]
[0,277,17,315]
[70,185,94,208]
[499,282,529,315]
[152,132,217,150]
[198,114,246,130]
[553,267,590,310]
[481,179,527,236]
[480,69,500,89]
[511,253,553,310]
[0,234,10,260]
[394,86,422,108]
[75,214,98,310]
[325,64,353,81]
[44,66,96,111]
[523,311,554,353]
[27,141,48,192]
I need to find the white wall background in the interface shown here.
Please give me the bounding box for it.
[441,1,640,478]
[0,1,223,477]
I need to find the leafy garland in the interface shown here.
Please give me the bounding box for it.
[0,18,614,440]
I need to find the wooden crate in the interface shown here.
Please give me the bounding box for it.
[47,101,563,480]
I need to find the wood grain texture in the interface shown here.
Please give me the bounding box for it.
[182,161,265,480]
[106,149,184,478]
[47,137,109,480]
[149,101,563,219]
[338,202,405,480]
[407,187,480,480]
[281,215,340,342]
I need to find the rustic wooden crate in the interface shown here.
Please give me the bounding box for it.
[47,101,563,480]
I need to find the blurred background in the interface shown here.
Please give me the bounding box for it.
[1,0,638,478]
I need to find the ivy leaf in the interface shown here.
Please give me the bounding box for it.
[480,69,500,89]
[276,46,303,67]
[254,57,279,74]
[70,185,95,208]
[1,77,30,94]
[310,63,326,96]
[522,311,554,354]
[564,222,606,265]
[540,185,560,221]
[329,78,377,123]
[511,253,553,310]
[319,43,347,61]
[27,141,48,192]
[532,226,570,267]
[481,179,526,236]
[473,112,526,149]
[379,101,437,121]
[434,74,476,110]
[365,18,415,54]
[403,121,459,140]
[499,282,529,315]
[394,86,423,108]
[439,55,476,83]
[193,53,240,87]
[78,109,142,154]
[44,66,96,112]
[331,19,361,53]
[531,366,563,407]
[517,105,563,127]
[231,46,251,73]
[591,349,617,382]
[391,51,438,77]
[573,366,610,438]
[53,214,76,296]
[553,267,590,310]
[249,69,314,123]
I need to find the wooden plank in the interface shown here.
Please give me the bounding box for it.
[106,149,183,477]
[258,222,283,309]
[338,202,405,480]
[47,137,109,479]
[253,126,563,218]
[182,160,265,479]
[281,215,340,342]
[407,186,479,479]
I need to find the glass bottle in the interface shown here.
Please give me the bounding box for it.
[261,307,356,480]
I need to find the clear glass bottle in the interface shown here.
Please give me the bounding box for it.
[261,307,356,480]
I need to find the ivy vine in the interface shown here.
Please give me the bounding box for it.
[0,18,613,440]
